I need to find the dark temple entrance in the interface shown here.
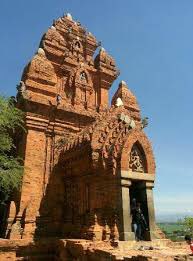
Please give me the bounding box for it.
[129,180,150,241]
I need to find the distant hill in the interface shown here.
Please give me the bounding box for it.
[156,212,193,223]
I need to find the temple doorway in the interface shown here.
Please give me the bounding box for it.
[129,180,150,241]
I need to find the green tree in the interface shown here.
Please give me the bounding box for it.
[184,217,193,235]
[0,96,24,203]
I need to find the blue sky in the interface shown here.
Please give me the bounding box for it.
[0,0,193,216]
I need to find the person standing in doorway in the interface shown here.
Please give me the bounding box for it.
[131,201,147,241]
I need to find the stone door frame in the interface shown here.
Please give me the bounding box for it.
[119,171,156,241]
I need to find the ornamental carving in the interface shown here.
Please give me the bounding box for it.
[65,183,81,214]
[70,38,84,58]
[129,143,146,172]
[66,65,93,106]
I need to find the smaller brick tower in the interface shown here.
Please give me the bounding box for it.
[7,13,156,242]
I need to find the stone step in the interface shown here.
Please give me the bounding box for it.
[118,239,173,252]
[135,238,172,247]
[16,254,55,261]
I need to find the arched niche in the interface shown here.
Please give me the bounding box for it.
[71,39,84,56]
[73,68,93,106]
[120,130,155,174]
[129,141,147,173]
[74,67,92,87]
[65,66,94,106]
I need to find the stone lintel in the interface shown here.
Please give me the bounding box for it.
[121,170,155,182]
[120,179,131,187]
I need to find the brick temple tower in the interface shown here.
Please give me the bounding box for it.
[7,13,156,242]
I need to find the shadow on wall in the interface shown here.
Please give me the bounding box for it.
[33,149,120,242]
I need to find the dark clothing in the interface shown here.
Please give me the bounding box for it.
[131,206,147,240]
[132,207,147,226]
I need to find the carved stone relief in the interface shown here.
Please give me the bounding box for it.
[71,39,84,57]
[129,144,146,172]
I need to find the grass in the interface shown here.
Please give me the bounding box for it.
[158,222,189,241]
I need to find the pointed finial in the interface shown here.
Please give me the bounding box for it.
[120,80,127,85]
[65,13,73,21]
[115,97,124,107]
[51,26,56,30]
[100,47,106,52]
[37,48,45,56]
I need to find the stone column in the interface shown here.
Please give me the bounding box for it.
[119,179,135,241]
[146,181,156,240]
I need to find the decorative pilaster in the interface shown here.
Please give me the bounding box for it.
[43,133,53,195]
[146,181,156,240]
[119,179,135,241]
